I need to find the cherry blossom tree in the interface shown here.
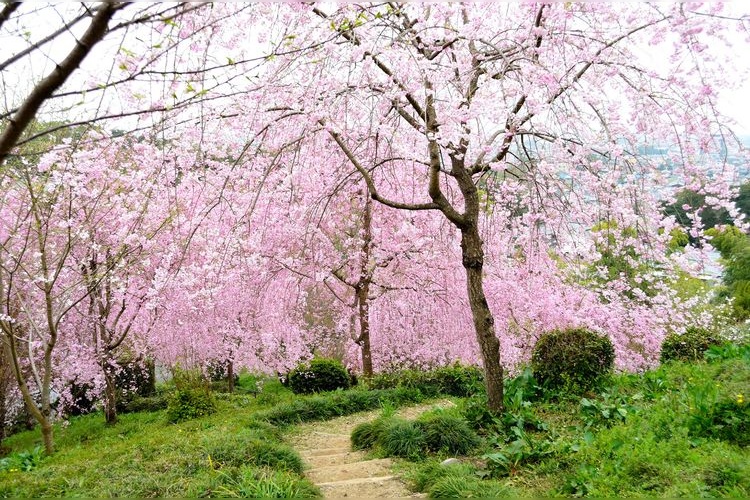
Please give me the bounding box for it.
[250,2,747,412]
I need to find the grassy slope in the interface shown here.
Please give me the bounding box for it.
[399,355,750,498]
[1,355,748,498]
[0,378,320,498]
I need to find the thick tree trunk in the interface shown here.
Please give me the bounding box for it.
[461,226,504,414]
[41,419,54,455]
[102,366,118,425]
[357,284,373,377]
[227,360,235,393]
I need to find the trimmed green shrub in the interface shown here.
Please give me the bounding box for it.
[288,358,351,394]
[531,327,615,394]
[660,327,724,363]
[366,363,483,397]
[417,412,480,455]
[166,389,216,423]
[119,394,169,414]
[255,386,425,426]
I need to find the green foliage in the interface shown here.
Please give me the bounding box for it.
[531,328,615,394]
[405,461,516,499]
[706,225,750,320]
[483,426,554,477]
[704,342,750,363]
[660,327,724,363]
[350,418,387,451]
[288,358,351,394]
[589,220,658,300]
[689,397,749,446]
[256,386,424,426]
[118,394,169,414]
[579,390,632,429]
[0,446,44,473]
[204,430,304,473]
[209,467,320,498]
[115,357,156,411]
[662,189,732,234]
[366,363,484,398]
[378,418,426,459]
[166,389,217,423]
[417,411,480,455]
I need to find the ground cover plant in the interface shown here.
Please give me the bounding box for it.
[0,377,320,498]
[0,344,748,497]
[396,343,750,498]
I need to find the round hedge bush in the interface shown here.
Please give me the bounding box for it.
[531,327,615,394]
[288,358,351,395]
[660,327,723,363]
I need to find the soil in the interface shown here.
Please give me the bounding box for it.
[286,400,456,499]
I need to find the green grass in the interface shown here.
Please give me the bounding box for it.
[397,350,750,498]
[1,351,747,498]
[0,379,315,497]
[0,376,436,497]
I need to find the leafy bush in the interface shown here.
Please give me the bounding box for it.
[417,412,480,455]
[114,357,156,411]
[579,391,632,429]
[288,358,351,394]
[367,363,483,397]
[256,386,425,426]
[482,427,553,477]
[689,397,749,446]
[379,418,426,459]
[118,394,169,414]
[660,327,724,363]
[166,389,216,423]
[531,327,615,394]
[0,446,44,473]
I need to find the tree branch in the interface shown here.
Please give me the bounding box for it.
[0,2,124,165]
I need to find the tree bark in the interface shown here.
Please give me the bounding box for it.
[357,194,374,377]
[461,225,504,414]
[102,365,118,425]
[356,283,373,377]
[227,360,235,393]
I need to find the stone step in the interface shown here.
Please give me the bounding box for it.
[317,476,415,499]
[305,458,393,484]
[300,446,352,458]
[299,434,351,450]
[303,450,368,469]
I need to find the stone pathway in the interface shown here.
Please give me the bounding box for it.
[287,400,454,499]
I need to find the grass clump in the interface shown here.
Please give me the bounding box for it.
[417,410,480,455]
[405,460,516,499]
[256,386,424,426]
[208,467,320,498]
[379,418,426,459]
[351,418,388,450]
[204,429,303,473]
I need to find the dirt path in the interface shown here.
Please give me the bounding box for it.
[286,400,455,499]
